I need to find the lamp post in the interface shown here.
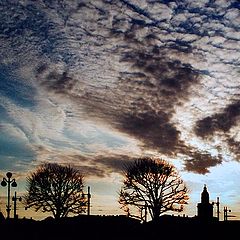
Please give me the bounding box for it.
[223,206,231,221]
[1,172,17,218]
[212,197,220,221]
[82,186,91,215]
[223,206,236,221]
[12,191,22,219]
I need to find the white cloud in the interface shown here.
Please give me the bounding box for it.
[0,122,28,142]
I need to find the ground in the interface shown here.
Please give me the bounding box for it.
[0,215,239,240]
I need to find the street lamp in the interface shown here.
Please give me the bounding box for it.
[82,186,91,215]
[212,197,220,221]
[1,172,17,218]
[223,206,231,221]
[12,191,22,219]
[223,206,236,221]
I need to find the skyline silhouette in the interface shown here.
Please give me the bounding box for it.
[0,171,238,222]
[0,202,239,240]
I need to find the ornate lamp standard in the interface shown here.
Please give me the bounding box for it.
[1,172,17,218]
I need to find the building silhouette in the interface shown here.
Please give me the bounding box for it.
[197,185,213,221]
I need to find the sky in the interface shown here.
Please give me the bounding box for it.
[0,0,240,221]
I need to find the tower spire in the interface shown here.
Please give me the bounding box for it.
[201,185,209,204]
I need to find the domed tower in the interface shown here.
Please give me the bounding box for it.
[197,185,213,221]
[201,184,209,204]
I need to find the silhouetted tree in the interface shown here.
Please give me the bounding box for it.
[119,157,188,221]
[24,163,86,219]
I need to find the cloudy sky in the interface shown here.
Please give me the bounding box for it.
[0,0,240,220]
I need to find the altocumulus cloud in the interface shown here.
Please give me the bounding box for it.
[0,0,239,176]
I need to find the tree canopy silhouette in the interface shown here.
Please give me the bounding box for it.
[119,157,188,221]
[24,163,86,219]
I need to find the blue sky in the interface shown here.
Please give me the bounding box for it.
[0,0,240,220]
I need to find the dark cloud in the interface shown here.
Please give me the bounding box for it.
[44,70,76,93]
[36,64,48,75]
[60,154,139,178]
[93,150,223,176]
[227,138,240,160]
[183,151,223,174]
[35,63,77,94]
[63,150,223,177]
[117,110,180,154]
[195,100,240,138]
[120,50,200,98]
[75,165,106,178]
[94,154,138,174]
[38,153,106,178]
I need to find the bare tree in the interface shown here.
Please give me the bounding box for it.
[119,157,188,221]
[24,163,86,219]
